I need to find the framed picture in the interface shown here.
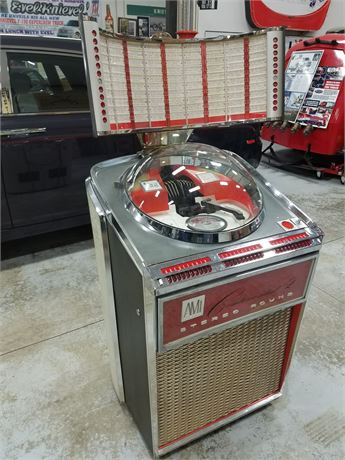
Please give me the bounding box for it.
[149,16,166,35]
[137,16,150,37]
[118,17,137,37]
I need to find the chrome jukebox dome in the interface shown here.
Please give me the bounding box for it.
[124,144,264,244]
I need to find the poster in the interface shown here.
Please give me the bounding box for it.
[0,0,113,37]
[296,66,344,129]
[284,50,323,123]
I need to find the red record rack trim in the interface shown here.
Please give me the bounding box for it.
[200,41,209,122]
[243,37,250,114]
[122,40,135,128]
[160,43,171,126]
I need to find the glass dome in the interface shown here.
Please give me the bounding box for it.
[124,143,264,243]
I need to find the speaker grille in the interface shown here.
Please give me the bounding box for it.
[157,308,291,447]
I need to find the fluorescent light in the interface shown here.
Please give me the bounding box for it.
[172,133,180,137]
[172,165,186,176]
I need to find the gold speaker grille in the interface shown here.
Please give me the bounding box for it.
[157,308,291,447]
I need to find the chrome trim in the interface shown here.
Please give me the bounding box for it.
[86,178,125,402]
[154,242,321,296]
[142,276,159,456]
[121,150,265,245]
[148,226,321,284]
[157,392,282,456]
[2,110,89,117]
[0,127,46,136]
[2,47,81,56]
[279,253,320,392]
[125,196,265,245]
[280,302,306,395]
[157,254,317,352]
[1,49,14,114]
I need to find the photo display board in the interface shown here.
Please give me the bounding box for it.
[284,50,345,129]
[80,18,284,135]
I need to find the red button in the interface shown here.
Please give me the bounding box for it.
[281,220,294,230]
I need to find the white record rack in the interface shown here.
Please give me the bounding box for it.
[80,17,284,136]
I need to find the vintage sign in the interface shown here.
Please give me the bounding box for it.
[245,0,331,31]
[0,0,113,37]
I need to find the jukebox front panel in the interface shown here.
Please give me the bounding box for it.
[156,256,314,449]
[161,258,313,347]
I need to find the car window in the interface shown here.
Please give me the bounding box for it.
[7,52,89,114]
[66,20,79,27]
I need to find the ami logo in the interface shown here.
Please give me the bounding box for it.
[181,295,205,322]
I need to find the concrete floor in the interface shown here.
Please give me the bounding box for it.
[1,163,344,459]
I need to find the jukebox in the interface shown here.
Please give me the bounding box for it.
[80,17,323,457]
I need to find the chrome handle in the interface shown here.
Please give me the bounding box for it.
[0,127,47,137]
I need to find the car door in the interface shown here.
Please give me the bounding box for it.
[1,42,140,240]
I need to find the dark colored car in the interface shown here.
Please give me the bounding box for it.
[188,124,262,168]
[1,35,141,242]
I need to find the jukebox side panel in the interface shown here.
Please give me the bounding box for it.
[80,17,284,135]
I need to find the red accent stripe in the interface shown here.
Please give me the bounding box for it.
[160,43,171,126]
[208,115,227,123]
[187,116,206,124]
[270,232,309,246]
[161,256,211,274]
[133,121,150,129]
[279,304,303,389]
[159,391,277,450]
[243,37,250,114]
[218,244,263,260]
[200,42,209,122]
[229,112,266,121]
[169,118,188,127]
[122,40,135,128]
[151,120,170,128]
[109,112,267,132]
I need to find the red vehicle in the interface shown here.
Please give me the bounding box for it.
[261,33,344,183]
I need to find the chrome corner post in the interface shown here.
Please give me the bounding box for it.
[142,275,160,456]
[86,178,125,403]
